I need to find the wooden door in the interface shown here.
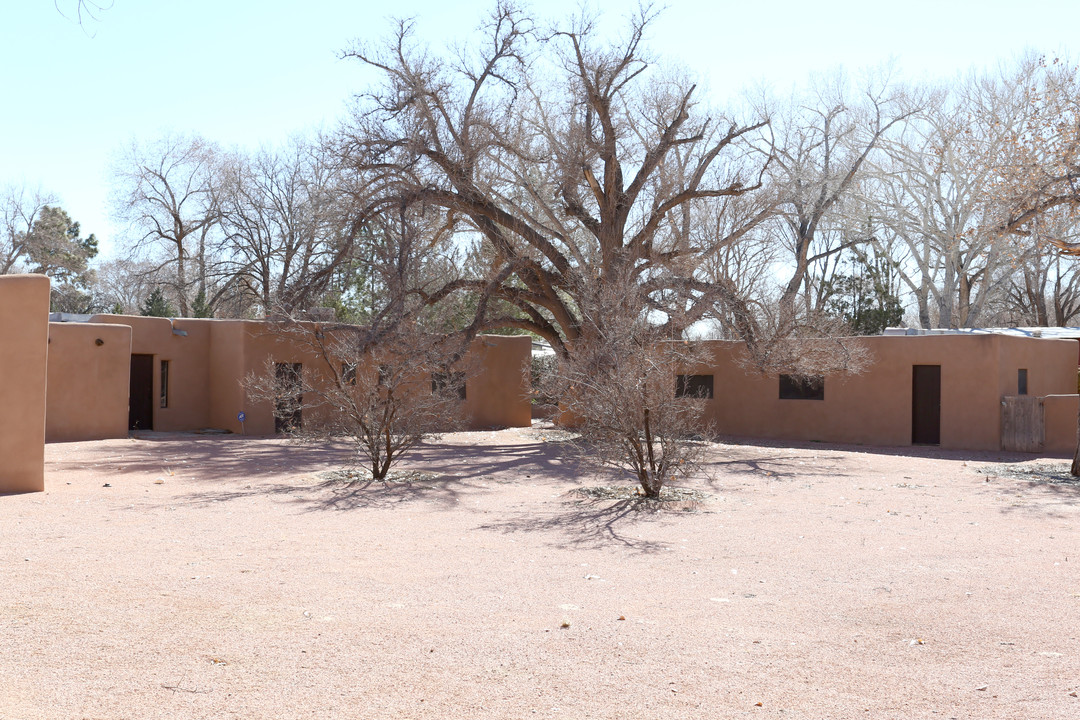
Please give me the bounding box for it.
[128,354,154,431]
[1001,396,1044,452]
[912,365,941,445]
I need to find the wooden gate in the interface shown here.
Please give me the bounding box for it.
[1001,395,1044,452]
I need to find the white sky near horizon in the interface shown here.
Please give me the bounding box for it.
[1,0,1077,260]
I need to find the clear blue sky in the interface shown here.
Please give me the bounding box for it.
[1,0,1076,259]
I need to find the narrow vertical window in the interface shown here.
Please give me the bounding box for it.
[160,360,169,408]
[1018,368,1028,396]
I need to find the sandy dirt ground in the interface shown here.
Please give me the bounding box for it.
[2,427,1079,719]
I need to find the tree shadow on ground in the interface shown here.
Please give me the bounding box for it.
[477,496,674,553]
[171,473,470,512]
[978,475,1080,520]
[714,433,1053,464]
[111,431,590,513]
[52,432,583,486]
[49,434,356,483]
[701,454,856,487]
[404,438,586,483]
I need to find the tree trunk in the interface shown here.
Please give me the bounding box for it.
[175,237,189,317]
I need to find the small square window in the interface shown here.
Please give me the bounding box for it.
[676,374,714,399]
[432,371,466,400]
[1018,368,1028,396]
[779,374,824,400]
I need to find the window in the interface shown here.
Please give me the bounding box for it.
[160,360,169,408]
[342,362,357,386]
[676,374,714,399]
[274,363,303,433]
[1018,368,1028,396]
[779,374,824,400]
[431,371,467,400]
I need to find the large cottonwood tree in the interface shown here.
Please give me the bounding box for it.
[338,3,770,357]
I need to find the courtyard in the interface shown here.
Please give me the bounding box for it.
[2,428,1079,719]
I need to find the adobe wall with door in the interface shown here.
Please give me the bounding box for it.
[225,323,531,435]
[690,335,1079,451]
[89,315,214,432]
[0,274,49,493]
[84,315,532,436]
[45,322,131,442]
[1044,394,1080,454]
[460,335,532,428]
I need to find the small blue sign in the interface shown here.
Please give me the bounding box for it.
[237,411,246,423]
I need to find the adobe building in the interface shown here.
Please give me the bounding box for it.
[679,334,1080,453]
[7,271,1080,495]
[46,314,533,439]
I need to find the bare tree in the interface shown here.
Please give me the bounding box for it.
[220,137,356,314]
[998,58,1080,238]
[862,71,1033,329]
[246,199,474,480]
[246,319,468,481]
[339,4,770,357]
[112,134,226,317]
[761,72,914,328]
[997,206,1080,326]
[536,278,712,498]
[1,185,55,275]
[89,258,171,314]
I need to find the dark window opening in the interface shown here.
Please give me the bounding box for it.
[779,374,825,400]
[274,362,303,433]
[1018,368,1028,396]
[342,362,357,386]
[377,365,391,386]
[676,374,714,399]
[160,360,169,408]
[432,371,467,400]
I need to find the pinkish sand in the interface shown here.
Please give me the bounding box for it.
[2,427,1079,719]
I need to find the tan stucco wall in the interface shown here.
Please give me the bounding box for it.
[462,335,532,428]
[1044,394,1079,454]
[82,317,533,436]
[46,323,131,442]
[207,321,253,432]
[233,325,532,434]
[90,315,214,431]
[691,335,1079,452]
[0,275,49,493]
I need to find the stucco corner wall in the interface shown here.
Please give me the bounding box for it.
[463,334,532,429]
[208,320,253,433]
[89,314,214,431]
[0,274,50,493]
[1043,394,1079,455]
[46,322,132,442]
[692,334,1063,452]
[994,335,1079,397]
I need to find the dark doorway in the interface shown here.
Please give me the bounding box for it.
[129,354,154,431]
[912,364,941,445]
[274,362,303,433]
